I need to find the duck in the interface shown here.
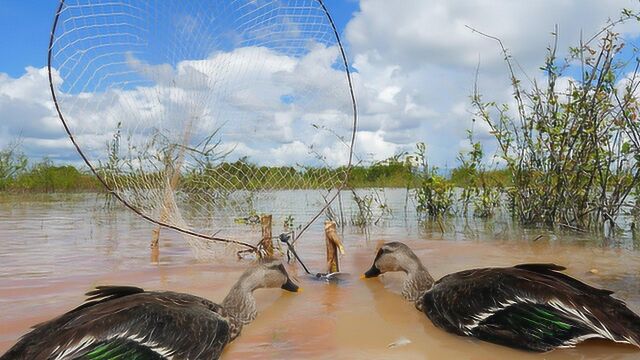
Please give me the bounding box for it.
[1,260,300,360]
[362,241,640,352]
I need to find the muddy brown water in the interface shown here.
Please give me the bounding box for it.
[1,193,640,359]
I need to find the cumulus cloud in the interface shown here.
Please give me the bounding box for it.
[3,0,640,170]
[13,43,356,172]
[347,0,639,72]
[345,0,640,166]
[0,67,72,160]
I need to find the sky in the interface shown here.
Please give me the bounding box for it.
[1,0,640,169]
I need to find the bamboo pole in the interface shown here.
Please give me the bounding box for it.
[324,220,345,273]
[260,214,273,257]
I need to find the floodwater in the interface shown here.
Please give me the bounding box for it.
[1,191,640,359]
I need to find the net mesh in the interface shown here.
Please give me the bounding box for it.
[48,0,356,258]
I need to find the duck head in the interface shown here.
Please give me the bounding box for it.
[223,259,300,339]
[363,241,422,277]
[244,259,300,292]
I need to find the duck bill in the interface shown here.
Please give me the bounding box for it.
[363,264,381,278]
[281,278,299,292]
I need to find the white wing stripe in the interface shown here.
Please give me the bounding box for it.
[464,296,637,348]
[54,336,96,360]
[464,298,519,334]
[50,331,177,360]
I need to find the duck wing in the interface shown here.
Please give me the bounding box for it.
[420,264,640,352]
[0,286,231,360]
[67,338,166,359]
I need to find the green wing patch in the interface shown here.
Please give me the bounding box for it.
[77,339,165,360]
[475,303,592,351]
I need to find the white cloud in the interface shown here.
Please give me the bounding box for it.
[3,0,640,170]
[6,44,356,171]
[0,67,71,160]
[348,0,639,73]
[355,130,400,162]
[344,0,640,166]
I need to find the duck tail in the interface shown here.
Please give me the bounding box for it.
[546,295,640,349]
[617,306,640,348]
[590,297,640,348]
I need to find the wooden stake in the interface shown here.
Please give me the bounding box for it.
[151,227,161,248]
[260,214,273,257]
[150,243,160,264]
[324,220,345,273]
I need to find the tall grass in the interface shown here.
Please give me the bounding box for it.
[455,131,503,218]
[410,142,455,218]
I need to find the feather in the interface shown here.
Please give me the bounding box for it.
[421,263,640,351]
[77,339,166,359]
[72,286,145,313]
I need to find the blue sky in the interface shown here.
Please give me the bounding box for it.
[0,1,359,78]
[0,1,61,77]
[1,0,640,168]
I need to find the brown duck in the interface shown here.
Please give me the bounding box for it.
[1,260,300,359]
[363,241,640,352]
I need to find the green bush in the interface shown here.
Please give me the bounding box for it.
[473,12,640,231]
[0,143,27,190]
[12,160,99,192]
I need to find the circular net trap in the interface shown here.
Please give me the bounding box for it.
[48,0,357,258]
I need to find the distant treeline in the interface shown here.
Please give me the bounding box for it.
[0,160,100,193]
[348,159,510,188]
[0,146,510,193]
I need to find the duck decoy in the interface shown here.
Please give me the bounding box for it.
[1,260,300,360]
[362,241,640,352]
